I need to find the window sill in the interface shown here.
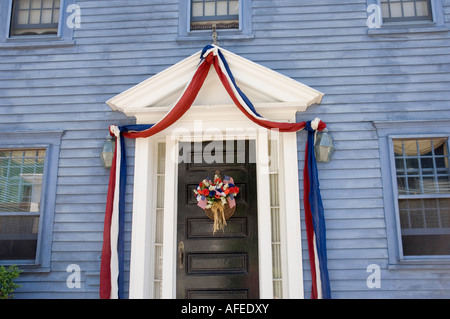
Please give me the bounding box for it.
[0,37,75,49]
[0,262,51,273]
[177,30,254,42]
[368,21,449,35]
[388,258,450,270]
[17,266,51,273]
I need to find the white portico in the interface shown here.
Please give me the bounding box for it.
[106,47,323,299]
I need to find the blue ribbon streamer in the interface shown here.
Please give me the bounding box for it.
[305,121,331,299]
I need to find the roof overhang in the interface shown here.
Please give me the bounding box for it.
[106,47,324,124]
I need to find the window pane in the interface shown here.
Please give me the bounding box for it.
[407,176,420,194]
[416,1,429,16]
[30,0,41,9]
[399,198,450,256]
[156,176,165,209]
[406,157,419,171]
[0,149,46,213]
[192,3,203,17]
[390,3,403,18]
[52,8,59,24]
[229,0,239,15]
[438,176,450,193]
[41,9,54,24]
[29,9,41,24]
[440,199,450,227]
[10,0,60,36]
[420,157,433,171]
[269,174,279,207]
[190,0,239,29]
[157,143,166,175]
[423,176,437,193]
[402,234,450,255]
[403,2,416,17]
[217,1,228,15]
[19,0,30,9]
[381,3,390,18]
[204,2,215,16]
[17,10,30,24]
[397,176,407,194]
[0,215,39,260]
[409,210,425,228]
[42,0,54,8]
[393,138,450,195]
[381,0,432,21]
[395,158,405,172]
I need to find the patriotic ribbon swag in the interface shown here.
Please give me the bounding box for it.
[100,44,331,299]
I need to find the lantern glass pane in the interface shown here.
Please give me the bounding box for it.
[315,132,335,162]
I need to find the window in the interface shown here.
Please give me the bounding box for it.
[0,0,75,48]
[0,130,62,268]
[190,0,239,30]
[380,0,432,22]
[10,0,61,36]
[393,138,450,256]
[368,0,447,35]
[268,133,284,298]
[153,142,165,298]
[0,149,46,261]
[178,0,252,40]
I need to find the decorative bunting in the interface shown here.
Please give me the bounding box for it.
[100,45,330,299]
[304,121,331,299]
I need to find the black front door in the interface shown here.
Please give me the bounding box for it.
[176,140,259,299]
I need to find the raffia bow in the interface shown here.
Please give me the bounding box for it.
[205,201,236,233]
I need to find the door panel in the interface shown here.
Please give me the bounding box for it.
[176,140,259,299]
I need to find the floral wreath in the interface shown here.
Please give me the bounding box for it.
[194,172,239,232]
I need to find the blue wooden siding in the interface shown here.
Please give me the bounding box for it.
[0,0,449,298]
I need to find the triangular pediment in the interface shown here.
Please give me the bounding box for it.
[106,46,323,120]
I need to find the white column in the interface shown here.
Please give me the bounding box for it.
[256,129,274,299]
[161,136,178,298]
[281,132,304,298]
[129,138,155,299]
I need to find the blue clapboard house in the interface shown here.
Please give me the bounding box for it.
[1,0,450,299]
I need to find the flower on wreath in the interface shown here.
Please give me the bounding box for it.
[194,174,239,209]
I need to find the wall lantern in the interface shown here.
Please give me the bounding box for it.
[314,128,335,163]
[101,135,115,168]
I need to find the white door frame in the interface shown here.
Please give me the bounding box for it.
[162,127,272,299]
[128,107,304,299]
